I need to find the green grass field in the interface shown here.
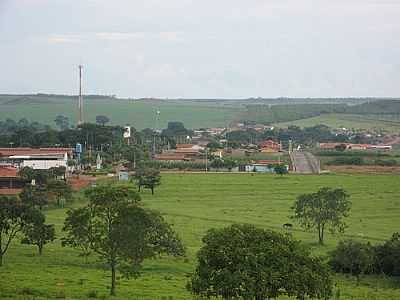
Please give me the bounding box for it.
[1,173,400,299]
[1,95,400,133]
[275,114,400,133]
[0,97,239,130]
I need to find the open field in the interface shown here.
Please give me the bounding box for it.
[0,97,240,129]
[1,95,400,132]
[1,173,400,299]
[275,114,400,133]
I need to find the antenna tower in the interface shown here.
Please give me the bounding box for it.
[78,65,84,125]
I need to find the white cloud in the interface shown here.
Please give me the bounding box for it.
[43,31,183,44]
[94,32,146,41]
[46,34,84,44]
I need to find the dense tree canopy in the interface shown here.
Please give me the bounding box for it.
[0,196,42,266]
[188,224,332,300]
[292,187,351,245]
[62,184,184,295]
[329,240,374,284]
[134,167,161,194]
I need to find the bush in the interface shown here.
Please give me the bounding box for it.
[374,233,400,276]
[329,240,375,283]
[138,160,205,170]
[317,150,391,158]
[330,233,400,278]
[374,159,397,166]
[326,156,365,165]
[87,290,98,299]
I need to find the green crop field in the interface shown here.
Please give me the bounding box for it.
[1,173,400,300]
[275,114,400,133]
[0,97,240,130]
[1,95,399,132]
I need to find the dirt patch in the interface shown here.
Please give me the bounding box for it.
[326,165,400,174]
[68,175,95,190]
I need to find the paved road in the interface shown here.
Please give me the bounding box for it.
[290,151,320,174]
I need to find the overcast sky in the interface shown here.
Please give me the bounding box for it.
[0,0,399,98]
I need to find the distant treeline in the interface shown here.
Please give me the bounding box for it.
[240,99,400,124]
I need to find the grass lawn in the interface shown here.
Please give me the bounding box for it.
[1,173,400,299]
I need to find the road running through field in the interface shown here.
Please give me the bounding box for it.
[290,151,320,174]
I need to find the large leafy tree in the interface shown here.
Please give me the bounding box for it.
[292,187,351,245]
[47,180,73,207]
[0,196,41,266]
[62,184,184,295]
[374,232,400,276]
[19,185,49,210]
[54,114,69,130]
[21,217,56,255]
[95,115,110,126]
[62,207,92,261]
[134,167,161,194]
[18,167,50,186]
[188,224,332,300]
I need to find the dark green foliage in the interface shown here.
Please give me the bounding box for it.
[335,144,347,152]
[329,233,400,280]
[241,103,346,123]
[95,115,110,126]
[47,180,73,206]
[292,188,351,245]
[329,240,374,284]
[344,100,400,115]
[161,121,191,137]
[210,158,237,171]
[62,207,92,259]
[21,219,56,255]
[326,157,365,166]
[19,185,49,210]
[139,160,205,170]
[134,167,161,194]
[0,196,41,266]
[316,150,392,157]
[18,167,49,186]
[373,159,398,166]
[62,184,184,296]
[374,233,400,276]
[274,164,288,176]
[54,114,69,130]
[210,158,225,170]
[188,224,332,300]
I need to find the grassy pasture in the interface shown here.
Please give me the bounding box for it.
[0,98,239,130]
[1,173,400,299]
[275,114,400,133]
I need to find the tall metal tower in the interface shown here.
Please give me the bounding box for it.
[78,65,84,125]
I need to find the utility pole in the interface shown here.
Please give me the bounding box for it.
[78,65,84,125]
[205,148,208,172]
[152,110,160,156]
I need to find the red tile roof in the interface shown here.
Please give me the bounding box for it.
[0,166,18,178]
[176,144,194,149]
[154,154,186,161]
[0,188,22,195]
[0,147,73,157]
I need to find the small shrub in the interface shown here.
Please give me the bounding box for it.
[87,290,98,298]
[326,156,364,165]
[374,159,397,166]
[19,287,44,296]
[55,290,66,299]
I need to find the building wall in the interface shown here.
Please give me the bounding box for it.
[22,159,67,170]
[245,165,275,173]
